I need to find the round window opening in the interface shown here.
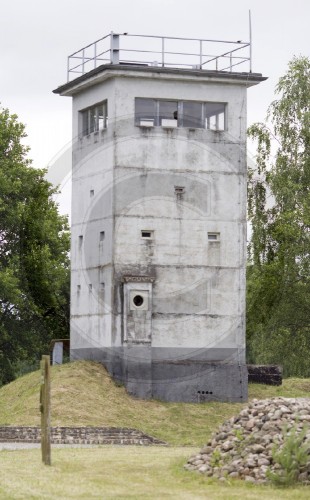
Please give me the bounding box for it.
[133,295,144,307]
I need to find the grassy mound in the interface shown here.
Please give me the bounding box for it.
[0,361,309,445]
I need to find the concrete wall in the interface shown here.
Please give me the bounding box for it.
[69,68,250,402]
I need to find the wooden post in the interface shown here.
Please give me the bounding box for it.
[40,355,51,465]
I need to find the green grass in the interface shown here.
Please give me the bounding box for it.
[0,361,310,498]
[1,446,310,499]
[0,361,309,446]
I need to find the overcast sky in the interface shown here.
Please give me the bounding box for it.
[1,0,309,214]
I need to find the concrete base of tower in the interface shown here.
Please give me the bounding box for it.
[70,346,248,403]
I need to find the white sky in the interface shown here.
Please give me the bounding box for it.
[1,0,309,215]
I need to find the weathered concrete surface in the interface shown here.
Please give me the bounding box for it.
[62,65,265,402]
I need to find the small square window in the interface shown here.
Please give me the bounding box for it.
[141,230,154,239]
[174,186,185,195]
[208,232,220,241]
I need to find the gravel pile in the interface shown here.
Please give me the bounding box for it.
[185,397,310,484]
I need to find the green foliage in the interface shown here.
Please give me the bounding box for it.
[267,426,309,486]
[210,449,222,467]
[0,106,70,386]
[233,428,244,442]
[247,56,310,375]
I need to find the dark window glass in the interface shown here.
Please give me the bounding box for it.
[159,101,178,126]
[182,102,203,128]
[135,98,156,126]
[82,111,89,135]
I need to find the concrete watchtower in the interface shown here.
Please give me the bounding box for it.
[54,32,266,402]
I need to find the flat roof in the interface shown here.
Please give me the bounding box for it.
[53,63,267,97]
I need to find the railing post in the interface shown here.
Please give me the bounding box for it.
[199,40,202,69]
[230,52,232,72]
[94,42,97,69]
[82,49,85,75]
[67,56,70,82]
[110,31,120,65]
[161,37,165,67]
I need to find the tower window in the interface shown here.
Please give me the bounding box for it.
[135,98,226,131]
[100,231,105,242]
[159,100,178,127]
[81,101,108,136]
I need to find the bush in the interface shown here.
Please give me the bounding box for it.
[267,425,309,486]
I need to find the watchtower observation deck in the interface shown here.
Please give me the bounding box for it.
[66,32,253,80]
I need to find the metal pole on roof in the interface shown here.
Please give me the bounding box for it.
[249,9,252,73]
[162,37,165,67]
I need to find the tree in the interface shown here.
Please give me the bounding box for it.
[0,106,70,385]
[247,56,310,376]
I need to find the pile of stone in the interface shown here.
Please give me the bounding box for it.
[185,397,310,484]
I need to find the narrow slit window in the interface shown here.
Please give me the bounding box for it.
[78,235,83,247]
[77,285,81,292]
[100,231,105,242]
[88,284,92,291]
[90,189,94,197]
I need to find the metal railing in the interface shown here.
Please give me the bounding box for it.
[67,32,251,82]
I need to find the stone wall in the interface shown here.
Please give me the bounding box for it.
[0,427,166,445]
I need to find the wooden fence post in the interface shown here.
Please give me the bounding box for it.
[40,355,51,465]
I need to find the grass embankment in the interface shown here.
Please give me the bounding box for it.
[0,360,309,446]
